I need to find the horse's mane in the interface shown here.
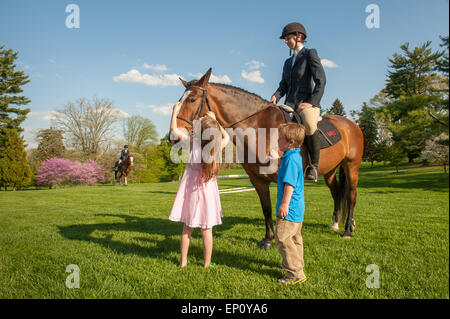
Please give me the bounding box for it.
[209,83,271,114]
[210,83,269,104]
[186,79,271,113]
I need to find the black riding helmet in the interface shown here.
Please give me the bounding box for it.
[280,22,307,39]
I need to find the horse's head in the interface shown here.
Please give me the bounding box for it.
[174,68,212,137]
[128,154,134,166]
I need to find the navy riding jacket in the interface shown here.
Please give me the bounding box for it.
[273,47,326,109]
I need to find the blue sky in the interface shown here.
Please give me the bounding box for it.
[1,0,448,148]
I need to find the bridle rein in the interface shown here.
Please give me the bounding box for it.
[175,85,273,129]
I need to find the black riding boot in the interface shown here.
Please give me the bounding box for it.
[305,130,320,182]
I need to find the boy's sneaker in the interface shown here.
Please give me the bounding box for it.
[278,276,307,285]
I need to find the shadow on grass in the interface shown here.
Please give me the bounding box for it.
[57,214,281,277]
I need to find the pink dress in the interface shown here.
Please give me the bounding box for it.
[168,141,223,228]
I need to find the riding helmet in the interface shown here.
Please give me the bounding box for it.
[280,22,307,39]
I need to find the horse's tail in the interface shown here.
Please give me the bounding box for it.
[336,165,349,224]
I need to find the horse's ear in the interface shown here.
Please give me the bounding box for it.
[179,77,189,88]
[197,68,212,88]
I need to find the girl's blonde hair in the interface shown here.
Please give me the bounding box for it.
[200,117,221,182]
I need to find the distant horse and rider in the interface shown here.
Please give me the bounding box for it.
[173,68,364,248]
[113,145,134,186]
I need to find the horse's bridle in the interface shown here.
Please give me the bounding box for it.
[175,84,273,129]
[176,85,212,127]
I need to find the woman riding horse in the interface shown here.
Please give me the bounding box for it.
[271,22,326,183]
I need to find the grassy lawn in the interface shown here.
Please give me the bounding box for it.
[0,165,448,299]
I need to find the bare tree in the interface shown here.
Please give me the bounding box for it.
[53,97,121,157]
[122,115,158,152]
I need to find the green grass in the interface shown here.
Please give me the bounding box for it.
[0,165,448,299]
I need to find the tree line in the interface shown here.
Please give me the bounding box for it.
[324,36,449,171]
[1,36,448,189]
[0,45,187,190]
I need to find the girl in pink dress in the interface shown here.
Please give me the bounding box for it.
[169,102,230,268]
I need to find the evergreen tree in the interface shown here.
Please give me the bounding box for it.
[0,129,32,190]
[380,41,445,163]
[388,143,404,174]
[35,127,66,162]
[385,41,443,98]
[428,35,449,145]
[351,103,379,166]
[378,95,440,163]
[324,98,346,116]
[0,46,31,133]
[437,35,449,76]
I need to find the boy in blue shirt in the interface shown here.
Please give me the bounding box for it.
[275,123,307,285]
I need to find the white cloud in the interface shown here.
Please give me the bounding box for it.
[142,64,167,72]
[152,104,172,116]
[241,70,264,83]
[113,69,181,87]
[28,111,59,121]
[245,60,266,70]
[136,102,173,116]
[91,107,130,119]
[321,59,338,68]
[48,59,56,63]
[187,72,232,84]
[111,108,130,119]
[18,61,32,70]
[211,74,232,84]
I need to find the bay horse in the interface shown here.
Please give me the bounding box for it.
[174,68,364,247]
[115,154,134,186]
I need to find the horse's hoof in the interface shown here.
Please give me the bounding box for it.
[330,224,339,232]
[342,233,352,239]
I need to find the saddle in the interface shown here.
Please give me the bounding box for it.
[278,104,341,149]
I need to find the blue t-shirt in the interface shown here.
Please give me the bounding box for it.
[276,148,305,223]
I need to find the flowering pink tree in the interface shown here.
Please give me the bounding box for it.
[35,158,73,187]
[35,157,106,187]
[69,160,107,185]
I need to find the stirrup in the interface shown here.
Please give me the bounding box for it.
[304,165,318,183]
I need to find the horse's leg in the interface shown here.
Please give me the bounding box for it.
[324,168,340,232]
[249,174,274,250]
[342,161,360,239]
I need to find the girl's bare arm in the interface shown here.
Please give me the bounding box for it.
[170,102,188,141]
